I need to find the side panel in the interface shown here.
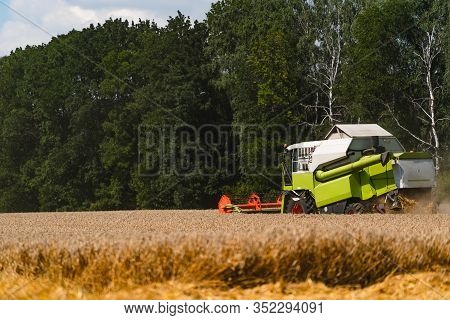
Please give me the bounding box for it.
[360,171,376,200]
[291,172,315,191]
[314,174,360,208]
[313,160,397,207]
[367,161,397,196]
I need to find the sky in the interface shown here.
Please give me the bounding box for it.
[0,0,214,56]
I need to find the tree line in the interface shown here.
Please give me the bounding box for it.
[0,0,448,212]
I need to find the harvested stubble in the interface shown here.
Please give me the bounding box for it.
[0,211,449,299]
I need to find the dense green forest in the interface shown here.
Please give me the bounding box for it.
[0,0,449,212]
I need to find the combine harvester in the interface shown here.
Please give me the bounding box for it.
[218,124,436,214]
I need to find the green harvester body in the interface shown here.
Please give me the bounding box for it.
[280,124,435,214]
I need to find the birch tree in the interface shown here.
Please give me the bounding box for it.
[303,0,357,125]
[413,26,444,170]
[388,2,448,172]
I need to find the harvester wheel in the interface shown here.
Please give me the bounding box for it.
[344,203,364,214]
[286,199,307,214]
[286,194,316,214]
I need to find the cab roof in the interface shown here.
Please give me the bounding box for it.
[325,124,393,140]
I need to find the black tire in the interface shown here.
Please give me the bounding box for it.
[286,193,316,214]
[303,194,316,213]
[344,203,365,214]
[286,198,307,214]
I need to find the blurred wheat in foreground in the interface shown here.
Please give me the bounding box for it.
[0,211,449,299]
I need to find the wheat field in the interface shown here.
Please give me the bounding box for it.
[0,210,449,299]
